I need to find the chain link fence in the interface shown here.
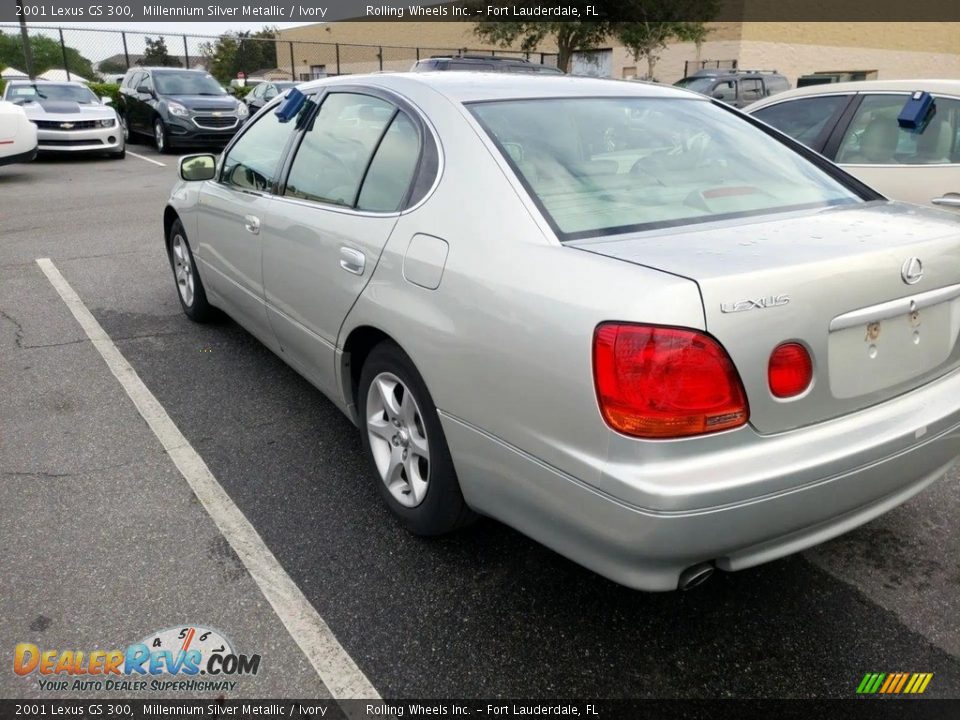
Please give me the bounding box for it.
[0,24,559,86]
[683,59,739,77]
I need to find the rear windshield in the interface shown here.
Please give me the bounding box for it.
[470,97,860,239]
[154,72,225,96]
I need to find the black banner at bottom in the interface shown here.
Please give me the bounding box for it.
[2,699,960,720]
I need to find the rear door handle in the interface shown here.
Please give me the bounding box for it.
[931,195,960,208]
[339,247,365,275]
[243,215,260,234]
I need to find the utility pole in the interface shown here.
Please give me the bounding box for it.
[16,0,36,79]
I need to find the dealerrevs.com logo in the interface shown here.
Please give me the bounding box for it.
[13,625,261,693]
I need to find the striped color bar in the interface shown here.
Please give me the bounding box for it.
[857,672,933,694]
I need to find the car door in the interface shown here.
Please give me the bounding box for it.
[246,84,264,112]
[193,103,302,348]
[749,94,855,152]
[826,92,960,211]
[131,71,155,134]
[262,89,425,393]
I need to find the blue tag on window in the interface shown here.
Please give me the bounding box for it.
[275,87,306,123]
[898,91,935,132]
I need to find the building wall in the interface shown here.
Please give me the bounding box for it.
[276,21,960,86]
[276,22,556,79]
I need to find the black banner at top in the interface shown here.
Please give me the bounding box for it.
[2,0,960,23]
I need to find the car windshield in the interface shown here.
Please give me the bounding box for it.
[7,83,99,104]
[470,97,861,240]
[154,72,225,96]
[673,77,716,94]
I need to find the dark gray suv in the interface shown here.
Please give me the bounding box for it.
[674,69,790,108]
[411,55,563,74]
[118,67,249,153]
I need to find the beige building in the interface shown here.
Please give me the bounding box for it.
[275,22,960,86]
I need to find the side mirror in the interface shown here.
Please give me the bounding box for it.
[712,91,726,99]
[179,154,217,182]
[100,96,113,105]
[136,84,152,96]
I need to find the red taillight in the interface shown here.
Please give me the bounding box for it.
[768,342,813,398]
[592,323,749,439]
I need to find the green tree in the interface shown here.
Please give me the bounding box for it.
[0,30,95,78]
[616,21,712,81]
[199,27,279,84]
[97,57,129,75]
[473,21,612,74]
[142,36,181,67]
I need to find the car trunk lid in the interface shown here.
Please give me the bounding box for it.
[570,201,960,434]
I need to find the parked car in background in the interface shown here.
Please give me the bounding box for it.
[117,67,249,154]
[674,69,790,108]
[411,55,563,74]
[0,100,38,166]
[245,81,297,113]
[163,73,960,592]
[747,80,960,211]
[3,81,123,159]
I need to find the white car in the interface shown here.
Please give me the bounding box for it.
[3,81,125,158]
[746,79,960,212]
[0,100,38,166]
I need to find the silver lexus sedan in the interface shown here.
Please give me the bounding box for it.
[163,73,960,591]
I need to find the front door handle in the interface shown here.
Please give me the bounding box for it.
[339,247,365,275]
[931,195,960,208]
[243,215,260,234]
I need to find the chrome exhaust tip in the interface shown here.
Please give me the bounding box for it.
[678,562,715,591]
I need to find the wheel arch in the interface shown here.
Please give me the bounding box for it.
[340,325,403,424]
[163,206,180,249]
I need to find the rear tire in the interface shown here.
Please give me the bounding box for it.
[359,341,476,536]
[167,219,216,322]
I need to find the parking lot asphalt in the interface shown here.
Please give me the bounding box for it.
[1,143,959,700]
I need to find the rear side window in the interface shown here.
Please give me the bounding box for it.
[356,113,421,212]
[752,95,849,148]
[470,96,860,239]
[836,94,960,165]
[285,93,396,207]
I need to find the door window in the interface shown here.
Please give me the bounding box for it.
[836,94,960,165]
[712,80,737,102]
[740,79,764,103]
[752,95,850,148]
[284,93,398,208]
[221,104,301,192]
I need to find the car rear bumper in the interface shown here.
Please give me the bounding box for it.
[37,126,124,153]
[440,367,960,591]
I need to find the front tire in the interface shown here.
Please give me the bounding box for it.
[359,342,476,536]
[167,219,215,322]
[154,117,171,154]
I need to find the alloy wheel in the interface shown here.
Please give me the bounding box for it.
[171,234,195,307]
[366,372,430,508]
[154,120,165,152]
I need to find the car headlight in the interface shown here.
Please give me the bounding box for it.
[167,101,190,117]
[236,102,249,118]
[98,118,116,128]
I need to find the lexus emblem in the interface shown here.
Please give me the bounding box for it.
[901,257,924,285]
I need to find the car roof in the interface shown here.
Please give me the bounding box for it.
[298,71,699,103]
[131,67,210,74]
[748,78,960,109]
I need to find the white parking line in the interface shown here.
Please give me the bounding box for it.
[127,150,166,167]
[35,257,381,705]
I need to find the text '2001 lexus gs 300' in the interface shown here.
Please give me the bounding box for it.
[163,73,960,591]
